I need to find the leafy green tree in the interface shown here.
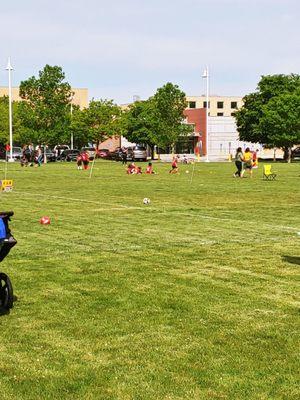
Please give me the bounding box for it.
[120,99,157,148]
[152,82,191,150]
[260,94,300,159]
[71,99,121,148]
[121,83,192,154]
[235,74,300,161]
[19,65,73,147]
[0,96,22,146]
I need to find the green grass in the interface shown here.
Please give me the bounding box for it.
[0,160,299,400]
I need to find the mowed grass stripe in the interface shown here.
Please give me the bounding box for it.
[0,160,299,399]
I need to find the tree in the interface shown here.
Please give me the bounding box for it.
[0,96,22,147]
[234,74,300,162]
[121,83,192,153]
[71,99,121,148]
[19,65,73,146]
[120,99,157,149]
[260,94,300,159]
[152,82,191,150]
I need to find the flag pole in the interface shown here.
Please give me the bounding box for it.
[6,58,14,162]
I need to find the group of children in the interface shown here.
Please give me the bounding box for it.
[127,162,155,174]
[234,147,259,178]
[126,156,183,175]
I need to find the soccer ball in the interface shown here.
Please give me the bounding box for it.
[185,170,189,174]
[40,216,51,225]
[143,198,150,205]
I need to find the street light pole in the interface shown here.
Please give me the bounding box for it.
[70,102,73,149]
[6,58,13,162]
[202,66,210,162]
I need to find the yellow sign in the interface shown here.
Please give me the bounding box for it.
[0,180,13,192]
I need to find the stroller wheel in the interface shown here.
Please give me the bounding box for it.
[0,273,14,309]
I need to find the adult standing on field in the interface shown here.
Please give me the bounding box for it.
[233,147,244,178]
[242,147,253,178]
[121,148,127,165]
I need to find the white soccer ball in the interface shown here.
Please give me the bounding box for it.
[185,170,189,174]
[143,198,150,205]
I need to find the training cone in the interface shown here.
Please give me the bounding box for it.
[40,216,51,225]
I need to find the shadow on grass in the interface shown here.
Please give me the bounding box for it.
[282,255,300,265]
[0,306,10,316]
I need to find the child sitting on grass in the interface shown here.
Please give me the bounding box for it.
[146,162,155,174]
[127,162,136,174]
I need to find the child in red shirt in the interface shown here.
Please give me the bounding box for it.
[81,151,89,170]
[127,162,136,174]
[169,157,178,174]
[146,162,155,174]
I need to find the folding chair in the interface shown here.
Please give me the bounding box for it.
[263,164,276,180]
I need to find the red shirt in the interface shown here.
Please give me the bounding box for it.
[81,152,88,162]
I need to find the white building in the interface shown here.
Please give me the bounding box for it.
[207,116,282,160]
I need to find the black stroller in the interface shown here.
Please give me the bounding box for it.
[0,212,17,311]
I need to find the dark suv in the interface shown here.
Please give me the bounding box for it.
[291,147,300,160]
[60,149,80,161]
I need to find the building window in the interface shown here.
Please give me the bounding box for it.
[203,101,210,108]
[231,112,236,116]
[188,101,196,109]
[231,101,237,109]
[217,101,224,109]
[217,112,223,116]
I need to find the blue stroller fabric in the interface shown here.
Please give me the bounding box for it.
[0,219,6,239]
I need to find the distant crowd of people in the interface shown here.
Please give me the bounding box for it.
[20,145,43,167]
[16,143,260,180]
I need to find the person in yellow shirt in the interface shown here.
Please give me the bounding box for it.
[242,147,253,178]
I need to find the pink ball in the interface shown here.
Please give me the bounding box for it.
[40,216,51,225]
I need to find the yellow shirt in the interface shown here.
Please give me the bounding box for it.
[243,151,252,162]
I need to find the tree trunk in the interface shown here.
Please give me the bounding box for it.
[283,146,292,163]
[287,147,292,163]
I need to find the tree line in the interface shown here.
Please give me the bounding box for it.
[0,65,299,160]
[0,65,190,151]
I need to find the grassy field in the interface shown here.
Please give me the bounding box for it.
[0,159,299,400]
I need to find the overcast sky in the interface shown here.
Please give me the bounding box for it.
[0,0,299,103]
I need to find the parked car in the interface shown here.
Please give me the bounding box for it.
[81,147,96,160]
[0,148,7,160]
[54,145,70,160]
[97,148,111,159]
[43,149,56,162]
[291,147,300,160]
[132,145,147,161]
[6,146,22,161]
[60,149,80,162]
[125,148,134,161]
[109,148,123,161]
